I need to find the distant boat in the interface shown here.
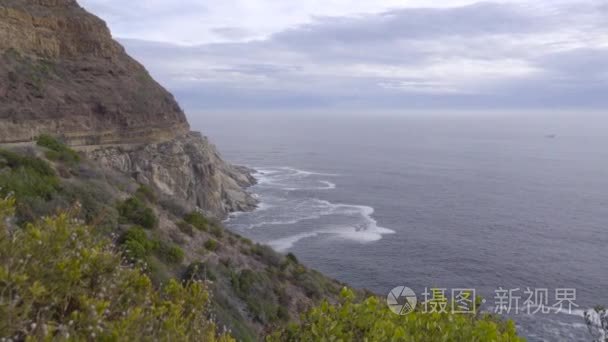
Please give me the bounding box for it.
[545,134,557,139]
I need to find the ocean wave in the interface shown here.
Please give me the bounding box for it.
[285,181,337,191]
[255,166,339,191]
[263,201,395,252]
[227,166,394,252]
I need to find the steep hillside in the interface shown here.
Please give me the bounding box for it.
[0,0,188,145]
[0,141,345,340]
[0,0,256,218]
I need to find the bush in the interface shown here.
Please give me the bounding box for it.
[177,221,195,236]
[0,150,61,223]
[268,288,523,342]
[0,149,55,177]
[36,134,80,166]
[0,149,59,200]
[61,182,118,228]
[156,241,185,264]
[204,239,219,252]
[135,184,157,203]
[286,252,299,264]
[185,262,217,282]
[117,197,158,229]
[251,244,282,268]
[210,225,224,238]
[184,212,210,231]
[0,196,233,341]
[231,269,280,325]
[120,226,155,261]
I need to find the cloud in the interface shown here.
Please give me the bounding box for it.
[211,27,255,40]
[102,1,608,110]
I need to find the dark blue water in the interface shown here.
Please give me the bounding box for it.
[190,111,608,341]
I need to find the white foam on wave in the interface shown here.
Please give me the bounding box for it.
[268,232,323,252]
[276,166,340,177]
[254,166,339,190]
[229,166,394,251]
[265,201,395,252]
[246,198,335,229]
[285,180,337,191]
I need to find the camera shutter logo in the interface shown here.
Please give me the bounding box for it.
[387,286,417,315]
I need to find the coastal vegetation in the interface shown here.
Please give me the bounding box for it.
[0,145,526,340]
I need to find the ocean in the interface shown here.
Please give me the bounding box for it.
[190,111,608,341]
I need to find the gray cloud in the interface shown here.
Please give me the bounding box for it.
[116,1,608,111]
[211,27,255,40]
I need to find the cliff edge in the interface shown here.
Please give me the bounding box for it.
[0,0,256,217]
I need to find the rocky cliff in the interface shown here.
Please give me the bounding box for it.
[0,0,256,217]
[89,133,257,217]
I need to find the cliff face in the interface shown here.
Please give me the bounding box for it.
[0,0,188,144]
[0,0,256,217]
[89,133,257,217]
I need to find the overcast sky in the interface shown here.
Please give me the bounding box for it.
[79,0,608,111]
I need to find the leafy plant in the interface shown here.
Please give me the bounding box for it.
[268,288,523,342]
[0,149,60,222]
[117,197,158,229]
[185,262,217,282]
[120,226,155,261]
[156,240,185,264]
[0,196,233,341]
[204,239,219,252]
[286,252,299,264]
[184,211,210,231]
[210,225,224,238]
[135,184,157,203]
[36,134,80,166]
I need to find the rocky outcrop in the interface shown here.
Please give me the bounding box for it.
[0,0,189,144]
[0,0,257,218]
[87,133,257,218]
[585,308,608,342]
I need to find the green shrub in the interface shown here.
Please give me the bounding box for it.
[231,269,280,324]
[61,182,118,228]
[0,196,233,341]
[210,225,224,238]
[204,239,219,252]
[0,164,59,200]
[184,211,210,231]
[0,150,61,223]
[36,134,80,166]
[286,252,299,264]
[117,197,157,229]
[156,241,185,264]
[177,220,195,236]
[0,149,55,177]
[0,149,59,199]
[120,226,155,261]
[268,288,522,342]
[251,244,282,268]
[185,262,217,282]
[135,184,157,203]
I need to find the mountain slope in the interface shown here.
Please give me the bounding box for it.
[0,0,255,218]
[0,0,188,145]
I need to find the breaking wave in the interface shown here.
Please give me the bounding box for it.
[226,166,394,252]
